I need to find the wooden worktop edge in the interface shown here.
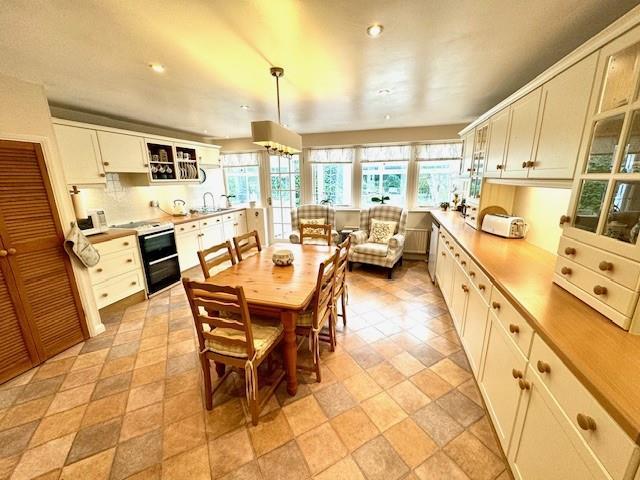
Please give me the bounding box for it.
[88,229,137,245]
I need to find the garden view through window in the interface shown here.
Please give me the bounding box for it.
[221,152,260,204]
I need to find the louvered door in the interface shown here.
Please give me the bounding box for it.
[0,140,88,381]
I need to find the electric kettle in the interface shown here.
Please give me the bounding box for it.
[172,199,188,216]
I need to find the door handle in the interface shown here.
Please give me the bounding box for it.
[0,249,7,257]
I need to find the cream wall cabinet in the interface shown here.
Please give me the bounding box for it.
[96,131,148,173]
[485,107,511,178]
[461,129,475,176]
[503,88,542,179]
[53,124,106,185]
[530,53,598,179]
[198,146,221,167]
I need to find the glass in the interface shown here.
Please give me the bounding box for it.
[312,163,353,206]
[360,161,408,206]
[602,181,640,244]
[599,43,640,113]
[585,115,624,173]
[416,160,461,206]
[224,166,260,204]
[573,180,608,233]
[620,110,640,173]
[269,154,301,240]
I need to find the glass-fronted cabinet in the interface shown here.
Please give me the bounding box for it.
[468,123,489,202]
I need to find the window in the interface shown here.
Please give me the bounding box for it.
[270,154,301,239]
[360,145,410,206]
[309,148,354,206]
[415,142,463,207]
[221,152,261,204]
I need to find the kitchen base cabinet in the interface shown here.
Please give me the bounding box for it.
[460,284,490,376]
[176,229,200,271]
[509,368,609,480]
[450,262,469,333]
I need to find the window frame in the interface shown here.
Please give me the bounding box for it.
[221,151,262,206]
[413,141,464,209]
[307,147,356,207]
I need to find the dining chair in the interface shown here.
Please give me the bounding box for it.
[233,230,262,262]
[300,223,332,246]
[198,240,236,279]
[335,237,351,328]
[182,279,285,425]
[295,251,338,382]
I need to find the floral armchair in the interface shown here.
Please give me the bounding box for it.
[348,205,407,278]
[289,204,340,244]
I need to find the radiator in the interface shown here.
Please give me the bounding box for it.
[404,228,428,254]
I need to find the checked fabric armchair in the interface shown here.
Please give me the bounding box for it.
[348,205,407,279]
[289,204,340,245]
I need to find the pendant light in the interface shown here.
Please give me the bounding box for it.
[251,67,302,158]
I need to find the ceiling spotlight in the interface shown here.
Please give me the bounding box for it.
[384,114,391,120]
[377,88,392,95]
[367,23,384,38]
[203,129,208,134]
[149,63,165,73]
[240,105,250,110]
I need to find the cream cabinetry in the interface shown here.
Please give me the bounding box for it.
[449,261,469,332]
[96,131,148,173]
[530,53,598,179]
[485,107,511,178]
[90,235,144,309]
[461,129,475,176]
[503,88,542,179]
[53,124,106,185]
[460,282,489,376]
[198,146,221,167]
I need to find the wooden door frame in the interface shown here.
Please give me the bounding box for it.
[0,132,103,338]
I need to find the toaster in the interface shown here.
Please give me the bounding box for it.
[481,214,527,238]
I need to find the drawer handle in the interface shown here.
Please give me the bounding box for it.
[536,360,551,374]
[460,260,466,266]
[203,222,208,226]
[496,164,503,170]
[454,253,459,258]
[101,293,108,298]
[130,281,137,286]
[559,215,571,225]
[469,271,476,278]
[96,268,103,273]
[509,323,520,334]
[560,266,572,275]
[461,285,469,293]
[123,242,130,246]
[576,413,597,431]
[518,379,531,390]
[478,284,486,291]
[564,247,576,255]
[180,227,185,231]
[512,369,523,379]
[521,161,528,169]
[126,259,133,263]
[593,285,607,296]
[441,252,445,257]
[598,261,613,272]
[491,301,500,310]
[192,225,197,228]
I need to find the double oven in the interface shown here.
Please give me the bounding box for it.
[138,226,182,295]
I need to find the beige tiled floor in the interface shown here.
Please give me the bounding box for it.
[0,261,511,479]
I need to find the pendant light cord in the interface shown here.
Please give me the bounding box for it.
[275,74,281,125]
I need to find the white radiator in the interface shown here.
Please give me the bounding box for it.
[404,228,428,254]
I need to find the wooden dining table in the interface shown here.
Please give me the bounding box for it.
[204,243,334,396]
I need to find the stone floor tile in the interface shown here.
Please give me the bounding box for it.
[60,447,115,480]
[126,380,165,413]
[383,418,438,468]
[163,413,206,459]
[352,436,409,480]
[120,402,163,442]
[32,358,75,381]
[282,394,327,436]
[100,356,136,380]
[296,422,347,475]
[387,380,431,414]
[448,349,472,372]
[110,429,162,480]
[247,409,293,457]
[360,392,407,432]
[91,371,131,400]
[330,406,379,452]
[412,403,464,447]
[11,433,75,480]
[436,389,485,427]
[457,378,483,406]
[204,397,247,439]
[82,391,128,427]
[60,365,102,391]
[163,444,210,480]
[407,344,445,367]
[165,369,200,398]
[313,456,365,480]
[29,404,86,447]
[0,420,39,458]
[219,460,263,480]
[163,388,202,424]
[0,387,24,409]
[389,352,426,377]
[409,369,454,399]
[366,362,405,389]
[66,417,122,464]
[257,441,310,480]
[14,376,64,405]
[71,349,109,371]
[443,431,505,480]
[313,383,356,419]
[131,361,167,388]
[429,359,472,387]
[324,353,363,381]
[1,395,53,429]
[414,451,470,480]
[467,416,502,457]
[341,371,382,402]
[349,345,385,369]
[208,428,254,478]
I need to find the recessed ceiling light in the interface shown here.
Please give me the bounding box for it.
[377,88,392,95]
[203,129,208,134]
[367,23,384,38]
[240,105,250,110]
[149,63,165,73]
[384,114,391,120]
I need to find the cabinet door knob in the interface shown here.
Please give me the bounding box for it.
[103,162,110,166]
[180,227,185,231]
[536,360,551,374]
[96,268,103,273]
[441,252,445,257]
[527,161,535,168]
[131,281,137,286]
[99,173,106,177]
[522,161,528,168]
[518,379,531,390]
[0,249,7,257]
[496,164,503,170]
[564,247,576,255]
[576,413,596,431]
[598,261,613,272]
[445,241,450,245]
[7,248,16,255]
[449,246,454,251]
[492,301,500,309]
[461,285,469,293]
[192,224,197,228]
[469,271,476,277]
[512,368,523,379]
[126,259,133,263]
[561,266,572,275]
[478,284,486,291]
[454,253,459,258]
[509,323,520,334]
[123,242,130,246]
[593,285,607,296]
[559,215,571,225]
[461,261,466,266]
[101,293,108,297]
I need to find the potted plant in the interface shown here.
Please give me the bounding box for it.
[371,195,390,205]
[440,201,450,211]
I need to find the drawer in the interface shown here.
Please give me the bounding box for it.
[199,216,222,230]
[89,249,139,285]
[530,336,639,479]
[223,213,234,222]
[558,237,640,291]
[93,235,136,256]
[175,220,199,234]
[94,270,144,309]
[556,256,638,317]
[488,288,535,359]
[467,259,493,305]
[451,243,470,273]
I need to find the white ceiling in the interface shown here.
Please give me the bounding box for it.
[0,0,638,139]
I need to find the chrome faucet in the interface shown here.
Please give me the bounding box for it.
[202,192,215,211]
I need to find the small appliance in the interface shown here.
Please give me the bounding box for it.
[172,199,188,216]
[77,208,109,236]
[481,214,527,238]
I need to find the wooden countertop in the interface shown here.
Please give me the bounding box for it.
[88,229,137,245]
[165,207,246,225]
[431,210,640,444]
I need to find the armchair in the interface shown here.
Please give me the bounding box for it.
[289,204,340,244]
[348,205,407,279]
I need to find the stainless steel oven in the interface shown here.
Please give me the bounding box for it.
[137,226,181,295]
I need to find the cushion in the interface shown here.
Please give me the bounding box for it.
[353,243,389,257]
[296,309,314,327]
[368,218,397,244]
[204,320,283,359]
[300,218,326,236]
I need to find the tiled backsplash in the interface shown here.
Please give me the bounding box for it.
[81,168,226,225]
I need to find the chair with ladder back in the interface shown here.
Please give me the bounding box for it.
[233,230,262,262]
[198,240,236,279]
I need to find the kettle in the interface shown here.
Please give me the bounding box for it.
[172,199,188,216]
